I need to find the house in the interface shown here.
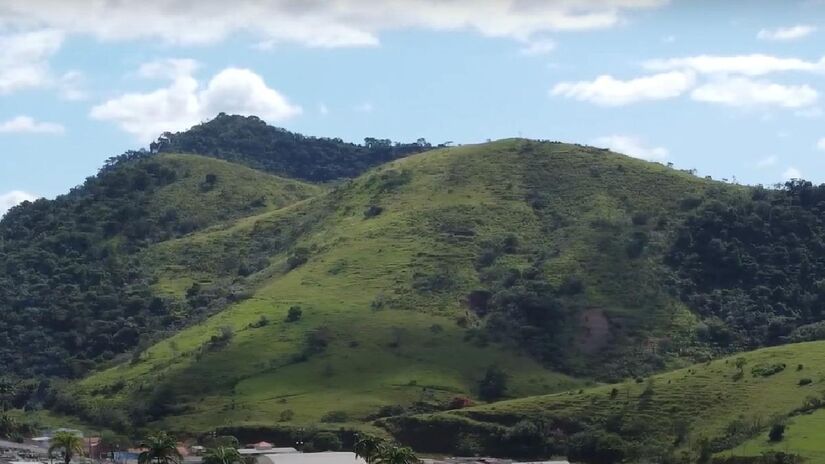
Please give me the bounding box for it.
[261,452,366,464]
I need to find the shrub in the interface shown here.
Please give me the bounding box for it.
[751,363,786,377]
[798,378,812,386]
[310,432,342,451]
[769,423,785,442]
[363,205,383,218]
[320,410,349,423]
[478,365,508,401]
[287,247,310,270]
[279,409,294,422]
[286,306,303,322]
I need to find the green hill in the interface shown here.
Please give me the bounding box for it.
[56,139,742,432]
[7,117,825,464]
[0,152,320,378]
[385,340,825,463]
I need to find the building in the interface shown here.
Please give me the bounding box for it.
[261,452,366,464]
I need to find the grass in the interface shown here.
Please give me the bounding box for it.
[725,409,825,463]
[392,341,825,460]
[67,139,744,433]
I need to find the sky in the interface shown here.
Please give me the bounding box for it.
[2,0,825,215]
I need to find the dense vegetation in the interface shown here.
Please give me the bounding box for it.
[151,113,433,181]
[668,180,825,351]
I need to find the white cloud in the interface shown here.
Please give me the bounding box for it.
[0,0,667,47]
[691,77,818,108]
[758,25,816,41]
[551,71,694,106]
[520,38,556,56]
[783,166,802,180]
[0,115,64,134]
[319,103,329,116]
[0,190,38,216]
[138,58,199,80]
[90,61,301,142]
[0,29,63,94]
[592,135,668,161]
[644,54,825,76]
[817,137,825,151]
[756,155,778,168]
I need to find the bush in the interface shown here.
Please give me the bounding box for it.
[798,378,812,386]
[286,306,303,322]
[311,432,342,451]
[769,423,785,442]
[279,409,294,422]
[364,205,383,218]
[478,365,508,401]
[751,363,786,377]
[287,247,310,270]
[320,410,349,423]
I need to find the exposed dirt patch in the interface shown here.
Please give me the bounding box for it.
[576,308,610,354]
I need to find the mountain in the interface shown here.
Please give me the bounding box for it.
[5,116,825,463]
[49,138,744,431]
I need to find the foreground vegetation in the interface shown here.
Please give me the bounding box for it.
[384,341,825,462]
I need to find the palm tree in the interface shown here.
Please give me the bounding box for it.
[202,446,243,464]
[138,432,182,464]
[48,431,85,464]
[354,435,386,464]
[375,446,419,464]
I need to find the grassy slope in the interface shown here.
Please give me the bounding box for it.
[147,153,323,231]
[69,140,737,432]
[391,341,825,461]
[728,409,825,462]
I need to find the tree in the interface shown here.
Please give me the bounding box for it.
[478,365,508,401]
[375,446,420,464]
[203,447,243,464]
[354,435,386,464]
[139,432,182,464]
[769,423,786,442]
[286,306,303,322]
[49,431,85,464]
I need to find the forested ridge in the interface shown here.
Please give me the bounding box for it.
[151,113,434,181]
[0,116,428,381]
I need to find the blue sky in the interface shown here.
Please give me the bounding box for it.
[2,0,825,214]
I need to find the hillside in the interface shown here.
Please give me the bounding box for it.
[0,152,320,378]
[56,139,743,432]
[6,117,825,463]
[385,340,825,463]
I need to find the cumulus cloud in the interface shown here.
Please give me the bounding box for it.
[783,167,802,180]
[817,137,825,151]
[643,54,825,76]
[592,135,668,161]
[0,115,65,134]
[0,190,38,216]
[691,77,818,108]
[758,25,816,41]
[551,71,694,106]
[0,0,667,47]
[0,29,63,94]
[90,61,301,142]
